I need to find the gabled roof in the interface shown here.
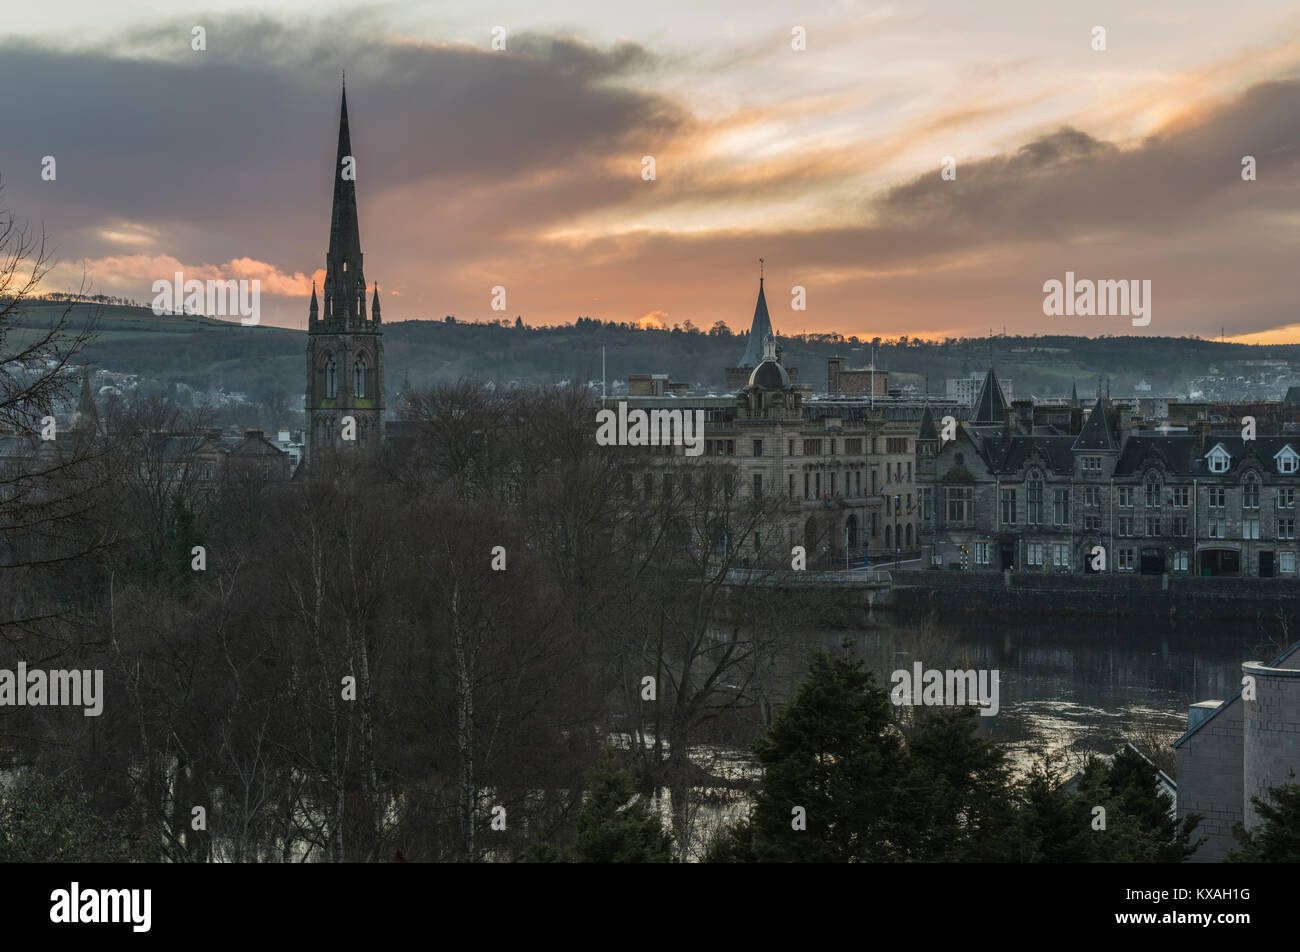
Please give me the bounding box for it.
[737,278,775,368]
[1173,640,1300,748]
[970,367,1008,424]
[1072,396,1118,451]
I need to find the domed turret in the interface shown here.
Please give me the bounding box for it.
[747,335,789,391]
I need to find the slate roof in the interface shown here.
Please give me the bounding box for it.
[916,405,937,441]
[1114,434,1300,477]
[1072,396,1119,451]
[970,367,1008,424]
[737,278,775,368]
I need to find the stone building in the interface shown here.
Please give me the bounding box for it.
[827,355,888,397]
[305,84,386,459]
[917,368,1300,576]
[1174,641,1300,862]
[624,332,947,566]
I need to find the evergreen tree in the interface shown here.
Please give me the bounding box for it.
[892,706,1021,861]
[1227,782,1300,862]
[749,651,903,862]
[572,761,673,863]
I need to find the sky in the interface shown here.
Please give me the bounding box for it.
[1,1,1298,341]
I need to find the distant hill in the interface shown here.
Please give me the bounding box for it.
[4,300,1298,404]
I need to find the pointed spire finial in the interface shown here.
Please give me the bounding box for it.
[342,68,346,89]
[759,257,764,284]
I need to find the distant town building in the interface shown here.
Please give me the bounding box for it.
[918,371,1300,577]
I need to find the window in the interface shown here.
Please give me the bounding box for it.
[1278,448,1299,474]
[1209,517,1224,539]
[1118,547,1135,572]
[643,474,653,500]
[353,355,367,399]
[1146,517,1160,537]
[1282,552,1297,574]
[1208,447,1230,473]
[789,440,795,456]
[1118,516,1133,536]
[1208,487,1225,508]
[1118,487,1134,508]
[920,487,933,521]
[804,473,810,499]
[1144,477,1160,508]
[831,474,837,495]
[752,440,763,457]
[753,473,763,497]
[1084,487,1100,507]
[946,487,972,522]
[1280,488,1296,509]
[1243,475,1260,509]
[1027,477,1044,525]
[1172,487,1189,508]
[906,462,912,481]
[788,474,794,498]
[662,474,673,498]
[726,440,735,456]
[1084,515,1101,532]
[803,439,822,455]
[886,437,908,454]
[975,542,990,565]
[1243,518,1260,540]
[871,438,877,454]
[1052,543,1070,567]
[1000,488,1016,525]
[1279,518,1295,540]
[845,438,863,455]
[855,471,862,495]
[324,354,337,398]
[1053,489,1069,526]
[1082,456,1101,474]
[1172,516,1189,536]
[815,473,821,497]
[829,440,836,456]
[1173,551,1189,572]
[202,463,213,480]
[1027,542,1043,566]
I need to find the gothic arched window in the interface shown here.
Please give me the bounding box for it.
[354,354,367,399]
[324,354,337,399]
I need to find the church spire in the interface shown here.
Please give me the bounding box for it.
[323,82,365,326]
[372,283,381,323]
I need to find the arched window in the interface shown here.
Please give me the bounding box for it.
[354,354,367,399]
[324,354,337,399]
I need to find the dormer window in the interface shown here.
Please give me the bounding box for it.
[1206,444,1231,474]
[1276,445,1299,475]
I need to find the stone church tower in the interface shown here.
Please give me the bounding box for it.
[306,83,385,458]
